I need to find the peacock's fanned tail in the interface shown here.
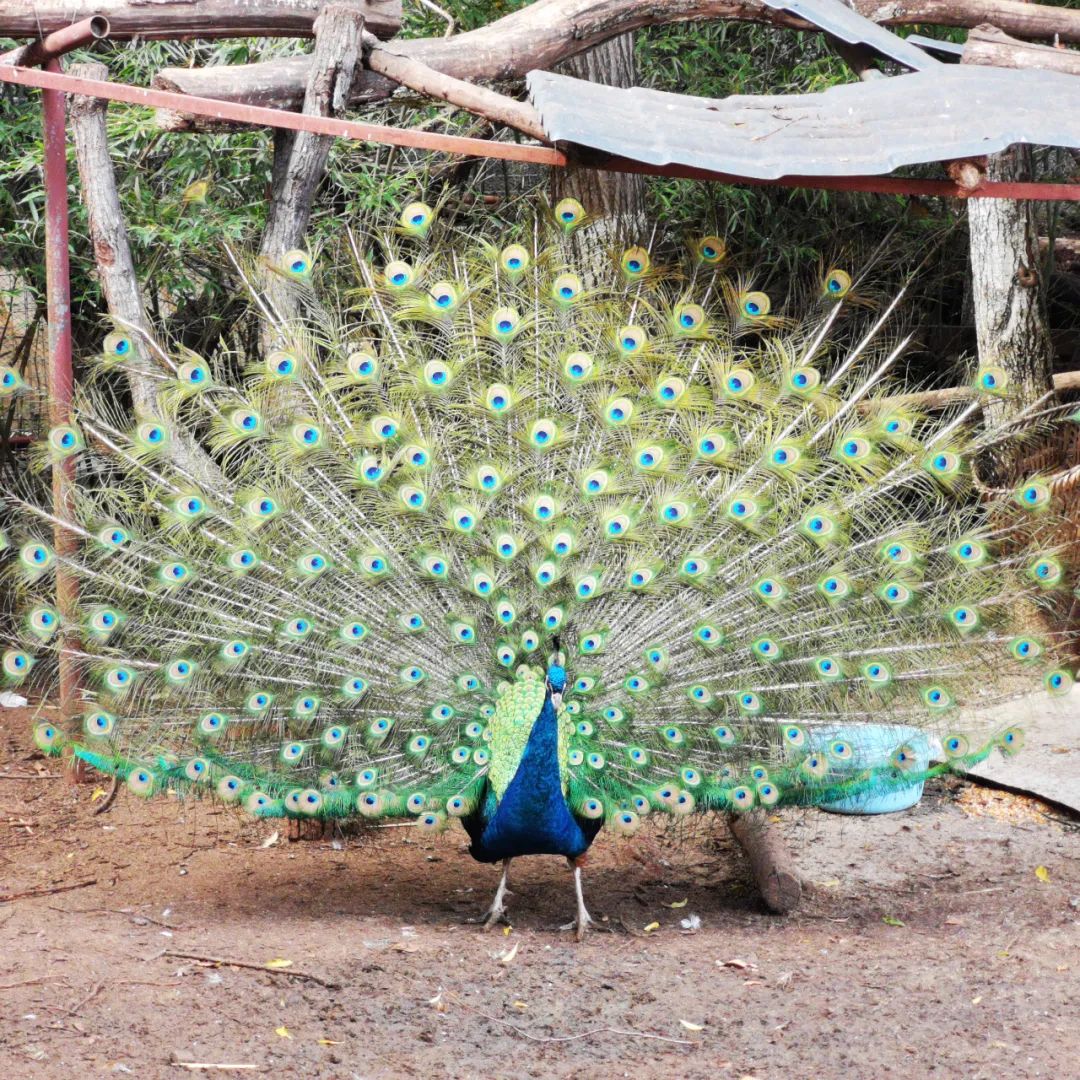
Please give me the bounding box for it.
[2,199,1076,836]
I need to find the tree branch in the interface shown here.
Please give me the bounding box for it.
[0,0,400,40]
[364,33,548,140]
[152,0,1080,129]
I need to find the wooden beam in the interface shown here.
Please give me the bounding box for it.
[0,0,401,41]
[962,22,1080,75]
[364,34,548,141]
[151,0,1080,126]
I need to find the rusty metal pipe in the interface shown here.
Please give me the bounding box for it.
[0,16,110,67]
[41,55,86,781]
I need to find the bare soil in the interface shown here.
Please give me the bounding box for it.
[2,706,1078,1079]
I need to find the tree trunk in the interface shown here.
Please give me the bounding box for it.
[69,62,224,492]
[551,33,646,256]
[727,810,803,914]
[258,2,365,357]
[968,146,1055,438]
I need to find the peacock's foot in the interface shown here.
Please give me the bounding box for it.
[559,912,595,942]
[468,858,512,931]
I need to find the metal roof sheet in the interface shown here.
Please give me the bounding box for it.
[527,66,1080,180]
[761,0,938,71]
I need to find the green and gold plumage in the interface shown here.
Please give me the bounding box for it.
[2,199,1076,841]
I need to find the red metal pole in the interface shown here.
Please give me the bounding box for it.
[41,56,85,783]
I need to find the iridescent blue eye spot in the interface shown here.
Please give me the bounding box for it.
[745,302,760,315]
[499,542,513,556]
[844,441,859,456]
[933,454,948,470]
[609,520,624,535]
[13,655,25,669]
[888,545,902,559]
[171,566,185,579]
[982,372,996,388]
[621,337,636,351]
[410,213,424,225]
[761,582,774,594]
[701,439,716,454]
[302,428,317,443]
[960,544,973,557]
[699,628,713,641]
[371,558,384,572]
[365,466,381,480]
[434,293,452,309]
[660,386,674,400]
[276,359,292,375]
[311,556,324,569]
[886,420,899,432]
[686,561,699,573]
[496,319,512,334]
[110,531,123,544]
[929,690,942,702]
[868,665,881,677]
[822,661,833,671]
[535,430,549,444]
[189,368,205,383]
[773,449,788,464]
[545,613,558,627]
[1037,563,1050,578]
[392,272,406,285]
[102,613,115,626]
[492,395,506,408]
[703,245,716,258]
[408,492,422,506]
[507,257,521,269]
[631,572,645,585]
[610,407,624,420]
[291,260,306,274]
[1025,487,1038,503]
[680,312,694,328]
[627,259,642,273]
[358,360,373,375]
[302,698,314,709]
[728,376,743,392]
[32,547,45,563]
[578,581,593,597]
[956,609,968,621]
[732,502,746,516]
[242,415,256,429]
[259,500,273,514]
[793,373,807,387]
[560,286,574,299]
[380,423,394,437]
[256,695,267,706]
[887,587,899,600]
[60,431,74,447]
[459,514,473,528]
[826,579,838,592]
[115,340,129,354]
[640,452,654,466]
[431,561,444,574]
[1051,673,1063,688]
[809,518,823,532]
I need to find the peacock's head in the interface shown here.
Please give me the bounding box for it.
[546,663,567,707]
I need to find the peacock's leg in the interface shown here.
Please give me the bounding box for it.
[474,858,513,930]
[560,857,594,942]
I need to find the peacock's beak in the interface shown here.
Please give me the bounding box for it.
[551,691,563,709]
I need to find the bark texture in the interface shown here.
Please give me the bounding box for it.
[69,62,224,491]
[727,811,803,915]
[551,33,646,238]
[962,22,1080,73]
[0,0,400,39]
[968,146,1055,427]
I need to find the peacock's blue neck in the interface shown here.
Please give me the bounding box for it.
[469,691,595,863]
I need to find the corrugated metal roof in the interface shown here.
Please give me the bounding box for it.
[527,66,1080,180]
[761,0,938,71]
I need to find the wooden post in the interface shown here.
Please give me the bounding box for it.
[69,62,223,490]
[260,2,365,260]
[258,1,366,358]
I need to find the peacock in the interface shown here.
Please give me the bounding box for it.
[2,199,1077,938]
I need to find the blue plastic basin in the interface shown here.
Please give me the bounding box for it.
[808,723,930,815]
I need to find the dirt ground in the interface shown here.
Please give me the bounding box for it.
[2,706,1078,1079]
